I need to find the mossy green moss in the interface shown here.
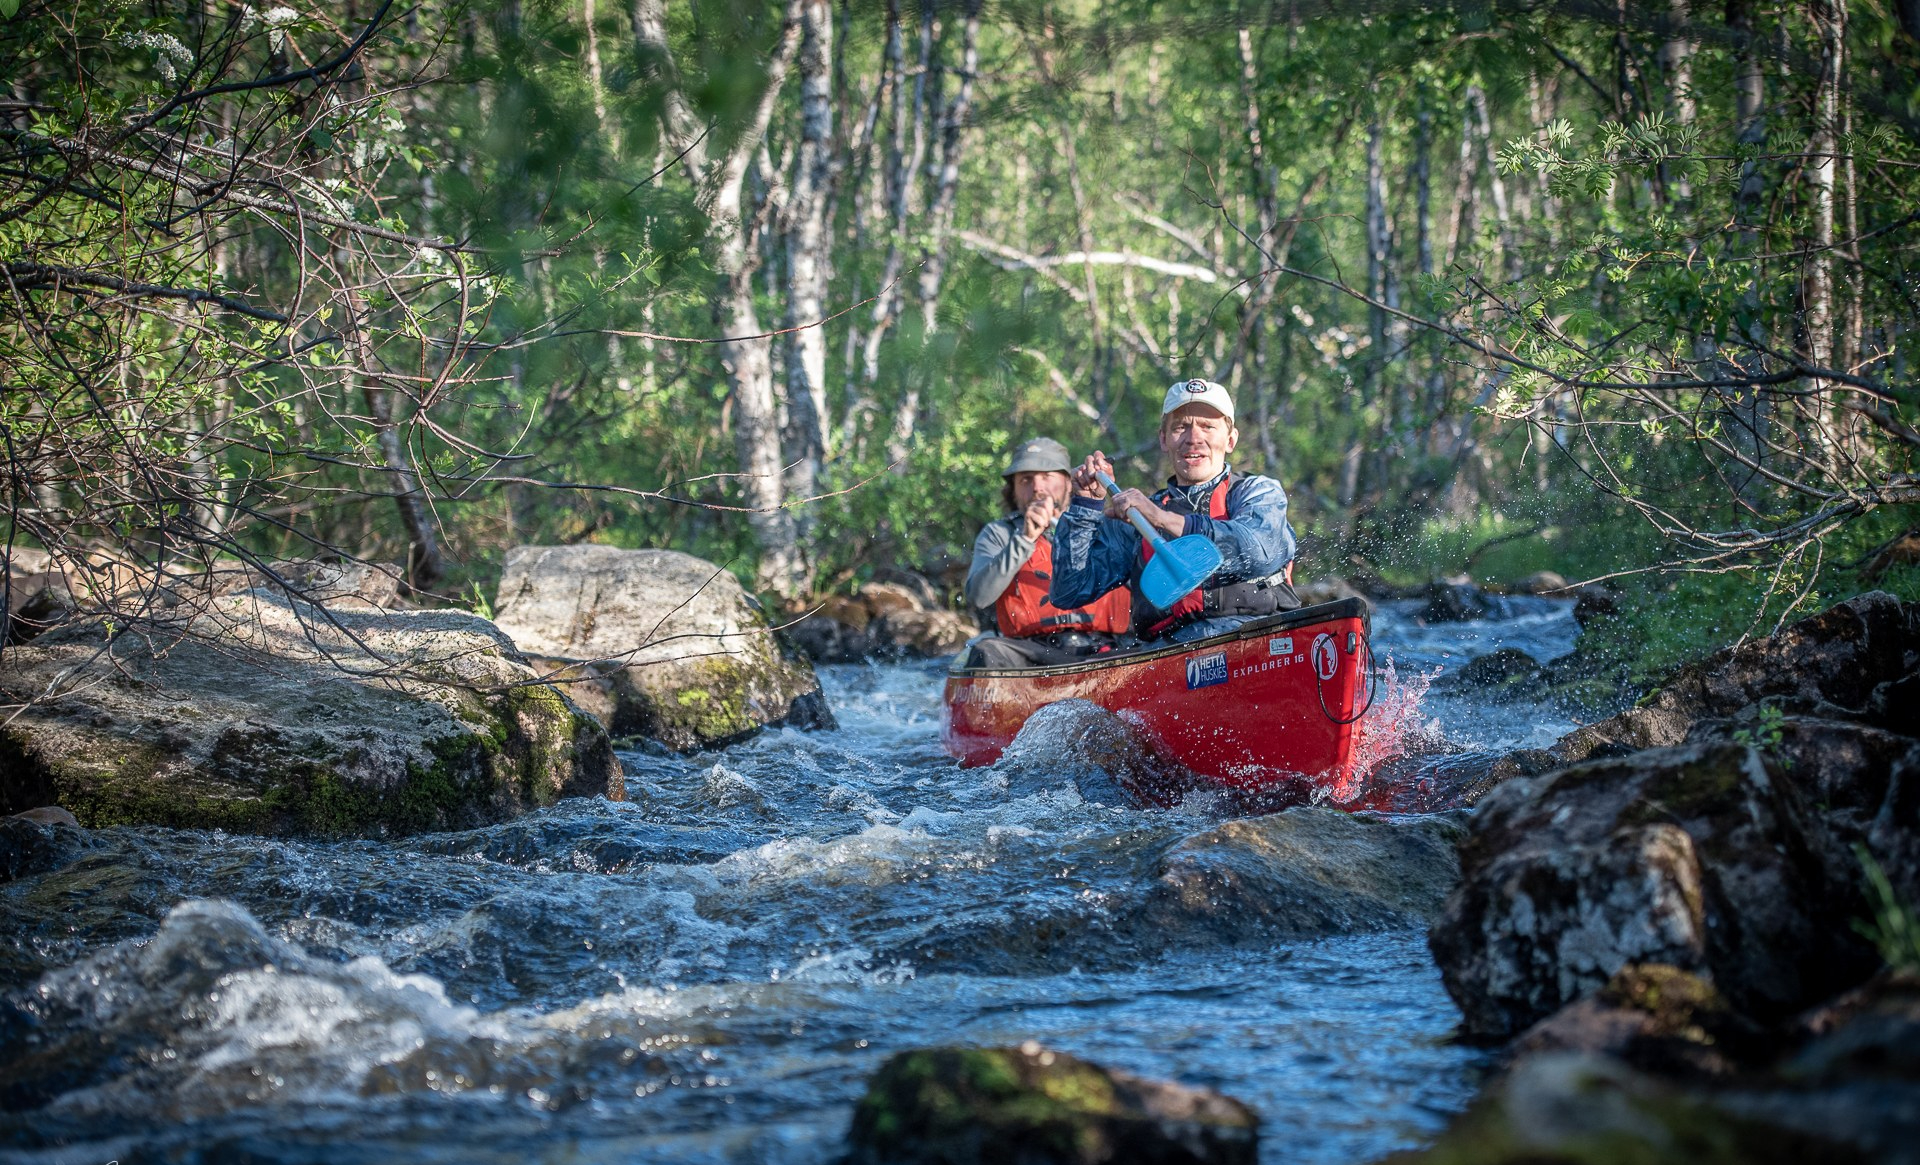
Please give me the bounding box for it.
[848,1046,1254,1165]
[1,682,583,837]
[499,681,583,808]
[616,656,768,750]
[851,1048,1121,1162]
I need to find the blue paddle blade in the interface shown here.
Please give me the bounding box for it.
[1139,534,1222,611]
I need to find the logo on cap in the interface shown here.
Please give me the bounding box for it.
[1185,379,1208,393]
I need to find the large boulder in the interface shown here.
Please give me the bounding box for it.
[0,591,621,836]
[847,1043,1258,1165]
[1147,809,1467,938]
[1429,741,1876,1040]
[490,545,833,751]
[1689,715,1920,914]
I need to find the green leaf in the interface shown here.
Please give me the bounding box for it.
[0,0,19,19]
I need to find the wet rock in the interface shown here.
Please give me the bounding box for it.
[409,815,764,871]
[790,578,978,663]
[1358,747,1561,813]
[1147,809,1467,938]
[1449,648,1544,700]
[1421,579,1509,623]
[1513,571,1570,595]
[1409,973,1920,1165]
[0,815,87,882]
[997,698,1201,805]
[1571,581,1622,628]
[2,549,78,645]
[1429,741,1874,1040]
[490,545,833,751]
[10,806,78,827]
[0,590,621,836]
[1511,963,1769,1077]
[847,1043,1259,1165]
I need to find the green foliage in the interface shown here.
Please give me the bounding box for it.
[8,0,1917,698]
[1854,847,1920,973]
[1731,705,1787,754]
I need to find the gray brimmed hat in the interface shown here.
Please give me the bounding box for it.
[1001,436,1072,477]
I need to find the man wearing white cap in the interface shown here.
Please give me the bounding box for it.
[961,436,1133,669]
[1050,379,1299,643]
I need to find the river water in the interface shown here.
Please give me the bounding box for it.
[0,598,1581,1165]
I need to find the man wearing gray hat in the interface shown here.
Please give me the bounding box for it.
[1052,379,1299,643]
[961,437,1133,669]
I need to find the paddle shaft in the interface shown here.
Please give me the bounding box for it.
[1094,471,1168,548]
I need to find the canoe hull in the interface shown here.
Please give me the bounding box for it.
[941,599,1373,802]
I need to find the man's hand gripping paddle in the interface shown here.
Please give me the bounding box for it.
[1095,471,1222,611]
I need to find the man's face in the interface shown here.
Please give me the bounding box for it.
[1159,405,1238,484]
[1011,470,1072,510]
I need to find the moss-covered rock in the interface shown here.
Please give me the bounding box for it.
[0,591,621,837]
[491,545,834,751]
[1375,1052,1867,1165]
[847,1043,1258,1165]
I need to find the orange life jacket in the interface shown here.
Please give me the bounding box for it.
[995,529,1132,638]
[1136,472,1296,638]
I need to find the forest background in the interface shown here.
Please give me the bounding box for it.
[4,0,1918,690]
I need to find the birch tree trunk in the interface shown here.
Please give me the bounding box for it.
[634,0,807,597]
[784,0,835,530]
[1725,0,1770,496]
[858,1,909,404]
[1803,0,1843,467]
[914,0,982,332]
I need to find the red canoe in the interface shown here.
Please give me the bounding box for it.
[941,598,1377,806]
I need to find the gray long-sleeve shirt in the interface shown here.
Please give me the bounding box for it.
[964,515,1045,613]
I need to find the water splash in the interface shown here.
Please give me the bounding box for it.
[1324,655,1446,805]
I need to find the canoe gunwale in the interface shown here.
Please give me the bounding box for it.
[947,597,1372,680]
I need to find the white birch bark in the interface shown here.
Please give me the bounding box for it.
[634,0,806,597]
[783,0,835,527]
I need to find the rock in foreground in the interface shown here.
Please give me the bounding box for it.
[1429,740,1872,1039]
[0,591,620,836]
[848,1043,1258,1165]
[490,545,833,751]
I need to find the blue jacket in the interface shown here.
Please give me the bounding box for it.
[1048,466,1298,643]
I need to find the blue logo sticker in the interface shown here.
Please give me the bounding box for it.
[1186,651,1229,690]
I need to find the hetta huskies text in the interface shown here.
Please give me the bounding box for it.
[1185,651,1229,689]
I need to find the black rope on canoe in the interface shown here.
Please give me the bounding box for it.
[1317,626,1376,726]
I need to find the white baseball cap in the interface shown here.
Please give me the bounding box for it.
[1161,378,1235,422]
